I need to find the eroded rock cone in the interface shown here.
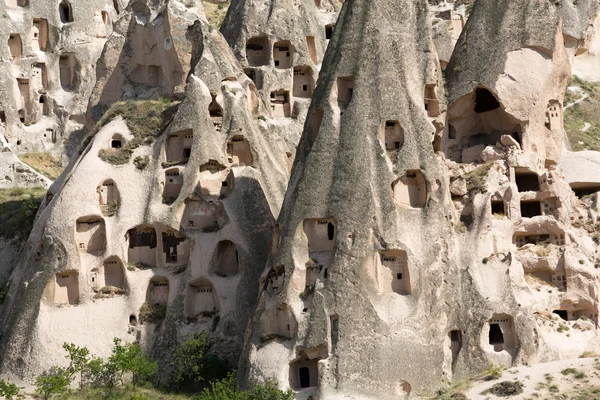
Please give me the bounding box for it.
[239,0,452,398]
[0,0,290,382]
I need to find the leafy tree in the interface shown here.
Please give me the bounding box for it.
[63,342,91,388]
[246,379,294,400]
[194,373,294,400]
[34,367,72,400]
[109,338,157,390]
[169,332,210,389]
[84,355,119,388]
[0,378,21,400]
[195,373,242,400]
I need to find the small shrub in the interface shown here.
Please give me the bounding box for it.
[482,257,489,264]
[0,378,21,400]
[548,384,559,393]
[482,363,504,381]
[134,155,149,170]
[580,351,598,358]
[98,148,133,165]
[0,187,46,241]
[579,259,585,264]
[138,302,166,324]
[258,115,266,121]
[482,380,524,397]
[169,331,210,389]
[561,367,577,375]
[557,323,570,333]
[35,367,72,399]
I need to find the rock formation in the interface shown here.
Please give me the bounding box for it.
[2,0,600,398]
[0,0,290,382]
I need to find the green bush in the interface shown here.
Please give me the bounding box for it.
[482,363,504,381]
[169,332,210,389]
[134,156,150,170]
[139,302,167,324]
[193,373,293,400]
[94,100,179,165]
[109,338,157,390]
[0,378,21,400]
[35,367,72,399]
[0,187,46,241]
[482,380,524,397]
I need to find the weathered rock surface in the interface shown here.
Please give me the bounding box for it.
[0,0,291,383]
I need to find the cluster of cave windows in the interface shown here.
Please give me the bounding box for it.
[290,352,322,389]
[244,37,300,69]
[514,232,565,247]
[487,315,518,353]
[545,100,562,131]
[270,91,291,118]
[303,218,336,253]
[376,250,411,295]
[424,84,440,117]
[97,179,119,215]
[8,34,22,60]
[266,265,285,295]
[75,216,106,254]
[392,170,427,208]
[4,0,28,7]
[293,66,315,98]
[184,278,219,318]
[260,303,295,341]
[127,226,157,267]
[183,197,226,231]
[526,267,567,292]
[244,68,263,90]
[148,276,169,305]
[111,134,124,148]
[226,136,253,166]
[273,41,293,69]
[163,168,182,201]
[165,130,193,164]
[382,120,404,151]
[552,308,597,324]
[59,53,77,90]
[45,270,79,305]
[199,161,232,197]
[445,87,523,163]
[161,230,188,264]
[515,169,540,192]
[32,19,48,51]
[337,76,354,106]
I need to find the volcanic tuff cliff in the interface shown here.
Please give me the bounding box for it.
[2,0,600,398]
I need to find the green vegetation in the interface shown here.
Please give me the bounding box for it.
[138,302,167,324]
[579,351,598,358]
[24,337,290,400]
[0,187,46,241]
[483,363,505,381]
[200,0,231,28]
[134,156,150,170]
[35,367,72,399]
[561,367,586,379]
[463,163,493,194]
[0,378,21,400]
[95,100,179,165]
[18,152,63,180]
[481,380,524,397]
[564,76,600,151]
